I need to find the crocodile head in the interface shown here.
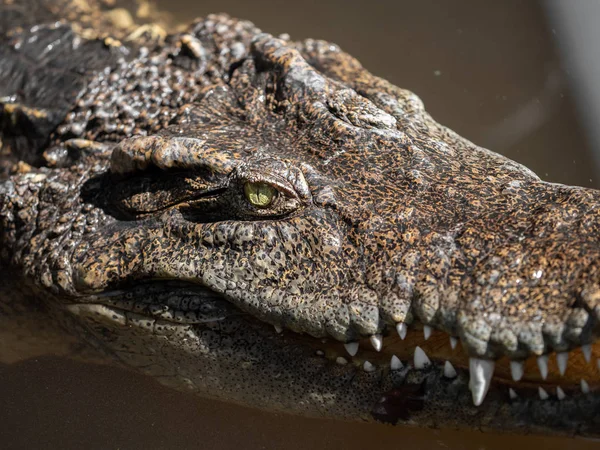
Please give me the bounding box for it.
[1,26,599,436]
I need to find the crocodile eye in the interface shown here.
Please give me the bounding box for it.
[243,182,278,208]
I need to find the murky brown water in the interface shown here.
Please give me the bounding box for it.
[1,356,599,450]
[1,0,599,449]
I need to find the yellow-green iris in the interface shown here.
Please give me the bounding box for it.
[243,182,277,208]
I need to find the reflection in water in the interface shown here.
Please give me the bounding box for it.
[1,1,598,449]
[2,358,599,450]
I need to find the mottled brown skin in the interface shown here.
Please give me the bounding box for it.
[0,0,599,437]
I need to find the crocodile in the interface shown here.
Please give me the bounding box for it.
[0,0,599,437]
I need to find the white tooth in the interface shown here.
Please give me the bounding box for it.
[538,387,549,400]
[581,379,590,394]
[556,386,566,400]
[363,361,376,373]
[510,360,524,381]
[443,361,457,379]
[390,355,403,371]
[316,350,324,356]
[556,352,568,376]
[336,356,348,365]
[274,325,283,333]
[414,346,431,369]
[344,342,359,357]
[508,388,518,400]
[450,336,458,350]
[423,325,432,340]
[396,323,407,340]
[582,344,592,363]
[370,334,383,352]
[469,358,495,407]
[537,355,549,380]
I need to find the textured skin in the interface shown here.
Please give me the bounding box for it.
[0,0,599,437]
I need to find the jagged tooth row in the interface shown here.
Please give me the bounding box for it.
[359,346,450,377]
[394,322,446,343]
[341,323,449,356]
[341,342,593,406]
[507,382,591,401]
[509,350,594,383]
[330,323,597,407]
[352,323,597,369]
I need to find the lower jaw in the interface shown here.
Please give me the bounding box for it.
[67,301,600,436]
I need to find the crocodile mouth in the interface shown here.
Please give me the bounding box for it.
[69,280,600,407]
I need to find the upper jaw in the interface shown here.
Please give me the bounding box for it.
[68,172,600,358]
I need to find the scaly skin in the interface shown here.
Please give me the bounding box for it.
[0,0,599,436]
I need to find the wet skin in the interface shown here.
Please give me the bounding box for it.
[0,0,598,437]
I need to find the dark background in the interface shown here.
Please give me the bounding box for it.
[1,1,599,449]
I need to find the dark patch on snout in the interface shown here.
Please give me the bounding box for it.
[371,382,426,424]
